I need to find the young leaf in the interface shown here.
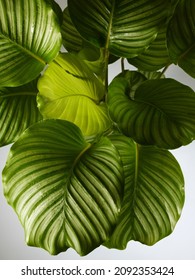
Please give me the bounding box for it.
[2,119,124,256]
[37,53,111,136]
[0,77,42,147]
[0,0,62,87]
[105,134,184,249]
[108,77,195,149]
[167,0,195,78]
[68,0,171,58]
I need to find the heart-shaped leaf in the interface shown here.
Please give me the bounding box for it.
[105,133,184,249]
[0,0,62,87]
[2,119,124,256]
[108,77,195,149]
[167,0,195,78]
[0,77,42,147]
[37,53,111,136]
[68,0,170,58]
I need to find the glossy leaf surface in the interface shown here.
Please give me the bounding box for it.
[2,120,124,255]
[0,0,62,86]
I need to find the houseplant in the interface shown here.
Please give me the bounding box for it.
[0,0,195,257]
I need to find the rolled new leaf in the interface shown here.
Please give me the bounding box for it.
[108,77,195,149]
[105,133,184,249]
[2,119,124,256]
[0,0,62,87]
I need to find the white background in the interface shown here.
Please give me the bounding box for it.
[0,0,195,260]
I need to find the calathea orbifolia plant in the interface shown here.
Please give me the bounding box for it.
[0,0,195,256]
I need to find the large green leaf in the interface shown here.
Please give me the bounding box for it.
[105,133,184,248]
[0,0,62,87]
[61,7,117,73]
[2,119,124,256]
[108,76,195,149]
[0,77,42,147]
[128,26,171,71]
[68,0,170,58]
[167,0,195,78]
[37,53,111,136]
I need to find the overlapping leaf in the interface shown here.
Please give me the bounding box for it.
[68,0,170,58]
[2,119,124,256]
[37,53,111,136]
[128,26,171,71]
[0,0,62,87]
[105,133,184,248]
[0,77,42,147]
[61,7,116,74]
[167,0,195,78]
[108,76,195,149]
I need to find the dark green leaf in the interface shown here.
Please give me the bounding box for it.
[108,77,195,149]
[0,77,42,147]
[128,26,171,71]
[68,0,171,58]
[167,0,195,78]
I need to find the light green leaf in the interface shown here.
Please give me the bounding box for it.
[167,0,195,78]
[105,133,184,249]
[68,0,170,58]
[0,77,42,147]
[108,77,195,149]
[2,119,124,256]
[37,53,111,136]
[0,0,62,87]
[128,26,171,71]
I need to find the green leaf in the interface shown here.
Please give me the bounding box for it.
[61,7,118,69]
[0,0,62,87]
[0,77,42,147]
[128,26,171,71]
[116,70,147,99]
[68,0,171,58]
[167,0,195,78]
[108,77,195,149]
[37,53,111,136]
[61,7,83,52]
[45,0,63,25]
[105,133,184,248]
[2,119,124,256]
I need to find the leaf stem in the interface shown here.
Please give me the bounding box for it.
[158,64,171,78]
[103,1,115,92]
[121,58,125,73]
